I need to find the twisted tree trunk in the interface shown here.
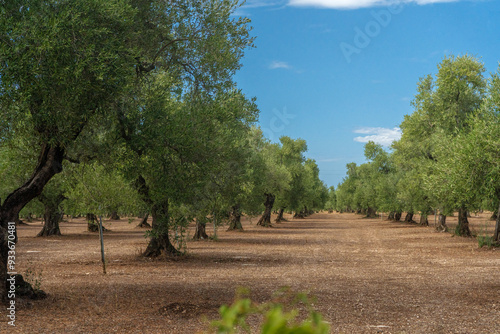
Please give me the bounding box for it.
[436,213,447,232]
[366,207,377,218]
[227,205,243,231]
[86,213,102,232]
[143,199,180,257]
[257,194,275,227]
[0,144,63,302]
[275,207,286,223]
[419,213,429,226]
[137,213,151,228]
[387,212,395,221]
[394,212,402,222]
[404,212,415,223]
[193,219,209,239]
[37,194,66,237]
[456,207,471,237]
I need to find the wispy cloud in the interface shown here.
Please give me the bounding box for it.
[269,61,292,70]
[233,0,287,15]
[353,127,401,146]
[288,0,459,10]
[318,157,344,162]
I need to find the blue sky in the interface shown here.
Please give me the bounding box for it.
[233,0,500,188]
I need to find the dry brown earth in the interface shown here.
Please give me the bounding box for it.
[0,212,498,333]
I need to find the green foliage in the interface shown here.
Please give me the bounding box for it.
[209,288,330,334]
[477,235,497,248]
[63,162,142,216]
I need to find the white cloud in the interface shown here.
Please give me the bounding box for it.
[269,61,291,69]
[288,0,458,9]
[353,127,401,146]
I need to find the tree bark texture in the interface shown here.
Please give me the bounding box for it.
[275,207,286,223]
[366,207,377,218]
[109,211,120,220]
[257,194,275,227]
[419,213,429,226]
[227,205,243,231]
[404,212,415,223]
[456,207,471,237]
[394,212,402,222]
[0,144,63,302]
[137,213,151,228]
[436,214,448,232]
[37,194,66,237]
[193,220,209,239]
[143,199,180,257]
[86,213,100,232]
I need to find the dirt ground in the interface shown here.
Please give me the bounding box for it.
[0,212,499,334]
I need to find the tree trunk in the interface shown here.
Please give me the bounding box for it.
[419,213,429,226]
[0,143,63,302]
[366,207,377,218]
[436,214,447,232]
[456,207,471,237]
[257,194,275,227]
[490,211,497,221]
[193,219,209,239]
[227,205,243,231]
[394,212,402,221]
[24,213,33,223]
[294,206,307,219]
[143,199,180,257]
[404,212,415,223]
[109,211,120,220]
[275,207,286,223]
[86,213,103,232]
[37,194,65,237]
[137,213,151,228]
[387,212,395,220]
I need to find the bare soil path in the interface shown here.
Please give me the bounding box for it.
[1,212,498,333]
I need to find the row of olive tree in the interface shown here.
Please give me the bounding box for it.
[0,0,328,301]
[335,55,500,243]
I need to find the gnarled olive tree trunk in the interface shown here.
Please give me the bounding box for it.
[137,213,151,228]
[366,207,377,218]
[193,219,209,239]
[456,207,471,237]
[257,194,275,227]
[394,211,402,222]
[404,212,415,223]
[387,212,395,220]
[37,194,66,237]
[0,144,63,302]
[419,213,429,226]
[86,213,100,232]
[143,199,180,257]
[109,211,120,220]
[436,213,448,232]
[275,207,286,223]
[227,205,243,231]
